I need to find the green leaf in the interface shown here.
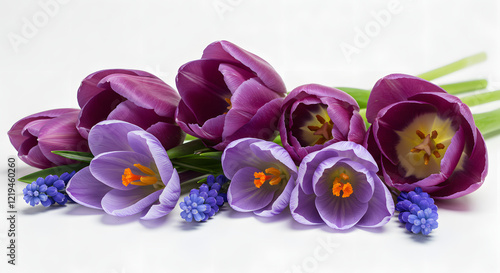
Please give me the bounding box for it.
[184,134,198,142]
[336,87,370,109]
[167,139,210,159]
[440,79,488,95]
[461,90,500,107]
[417,52,487,81]
[51,150,94,163]
[171,156,223,174]
[18,163,88,183]
[473,108,500,138]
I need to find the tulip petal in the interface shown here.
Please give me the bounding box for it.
[66,167,113,209]
[77,69,158,108]
[100,74,179,118]
[202,40,287,94]
[219,63,255,92]
[146,122,185,151]
[107,100,170,130]
[366,74,447,123]
[38,111,89,166]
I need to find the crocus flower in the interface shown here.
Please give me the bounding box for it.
[176,40,287,150]
[66,120,180,219]
[364,74,488,199]
[279,84,366,163]
[222,138,297,216]
[8,109,90,169]
[290,141,394,229]
[76,69,184,150]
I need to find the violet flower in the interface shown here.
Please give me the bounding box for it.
[364,74,488,199]
[176,40,287,150]
[290,141,394,229]
[76,69,184,150]
[66,120,180,219]
[8,109,90,169]
[279,84,366,164]
[222,138,297,216]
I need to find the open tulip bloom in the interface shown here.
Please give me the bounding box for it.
[365,74,488,199]
[67,120,180,219]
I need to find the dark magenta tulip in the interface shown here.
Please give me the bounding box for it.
[279,84,366,163]
[365,74,488,199]
[76,69,184,150]
[8,109,90,169]
[175,40,286,150]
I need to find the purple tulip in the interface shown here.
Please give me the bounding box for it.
[222,138,297,216]
[279,84,366,163]
[8,109,90,169]
[66,120,180,219]
[76,69,184,150]
[364,74,488,199]
[176,40,287,150]
[290,141,394,229]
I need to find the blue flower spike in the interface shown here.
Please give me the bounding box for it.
[22,171,76,207]
[396,187,438,235]
[180,175,229,222]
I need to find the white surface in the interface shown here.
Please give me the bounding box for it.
[1,1,500,272]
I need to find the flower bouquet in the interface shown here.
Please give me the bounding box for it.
[10,40,500,236]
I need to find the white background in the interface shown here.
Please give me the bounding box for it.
[1,1,499,272]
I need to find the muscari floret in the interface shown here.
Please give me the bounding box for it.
[180,175,228,222]
[23,171,76,207]
[396,187,438,235]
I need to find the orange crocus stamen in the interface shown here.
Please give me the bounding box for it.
[122,164,158,187]
[332,173,353,198]
[253,167,282,188]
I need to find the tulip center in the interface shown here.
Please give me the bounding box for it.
[332,172,353,198]
[122,164,164,190]
[253,167,283,188]
[224,97,232,114]
[396,113,456,179]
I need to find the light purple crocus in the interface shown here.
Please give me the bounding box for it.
[290,141,394,229]
[76,69,184,150]
[222,138,297,216]
[176,40,287,150]
[8,108,90,169]
[364,74,488,199]
[66,120,180,219]
[279,84,366,164]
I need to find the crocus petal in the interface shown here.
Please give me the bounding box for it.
[141,170,181,220]
[66,167,113,210]
[356,175,394,228]
[254,175,295,217]
[38,111,89,165]
[222,138,269,178]
[88,120,143,155]
[290,184,323,225]
[228,166,275,212]
[315,192,369,230]
[366,74,447,123]
[202,40,287,94]
[101,187,161,217]
[90,151,152,191]
[99,74,179,118]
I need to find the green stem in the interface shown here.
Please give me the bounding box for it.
[166,139,208,159]
[473,108,500,137]
[417,52,487,81]
[358,108,369,129]
[336,87,370,108]
[461,90,500,107]
[184,134,198,141]
[440,79,488,95]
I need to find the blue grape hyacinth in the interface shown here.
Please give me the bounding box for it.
[396,187,438,235]
[180,175,229,222]
[23,171,75,207]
